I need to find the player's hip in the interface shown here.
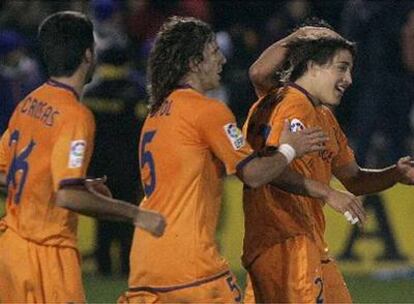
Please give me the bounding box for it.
[120,269,242,303]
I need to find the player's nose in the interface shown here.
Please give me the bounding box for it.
[344,69,352,86]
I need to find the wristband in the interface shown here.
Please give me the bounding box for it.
[278,144,296,164]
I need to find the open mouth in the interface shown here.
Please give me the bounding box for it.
[335,85,346,96]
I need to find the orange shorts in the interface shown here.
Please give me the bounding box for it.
[0,228,85,303]
[118,270,242,303]
[246,235,352,303]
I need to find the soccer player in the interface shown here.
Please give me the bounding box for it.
[118,16,328,303]
[0,11,165,303]
[242,20,414,303]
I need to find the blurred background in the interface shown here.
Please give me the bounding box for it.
[1,0,414,302]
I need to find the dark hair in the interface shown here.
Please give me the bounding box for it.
[283,17,356,82]
[38,11,94,77]
[286,37,356,82]
[147,16,214,113]
[294,17,334,32]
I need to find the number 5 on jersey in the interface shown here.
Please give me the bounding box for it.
[140,130,157,197]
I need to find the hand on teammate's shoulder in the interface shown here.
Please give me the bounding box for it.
[279,119,328,158]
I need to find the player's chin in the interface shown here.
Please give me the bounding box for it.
[332,98,342,105]
[324,96,341,106]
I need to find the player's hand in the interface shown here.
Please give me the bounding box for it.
[134,208,166,237]
[291,26,341,42]
[85,176,113,198]
[396,156,414,185]
[279,120,328,158]
[325,189,366,227]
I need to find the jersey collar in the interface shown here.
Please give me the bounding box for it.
[176,84,194,90]
[287,82,320,106]
[46,79,80,101]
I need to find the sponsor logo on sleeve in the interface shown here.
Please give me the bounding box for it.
[68,140,86,168]
[289,118,305,133]
[224,123,245,150]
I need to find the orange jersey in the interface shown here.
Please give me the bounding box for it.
[242,83,355,267]
[0,79,95,247]
[129,87,253,289]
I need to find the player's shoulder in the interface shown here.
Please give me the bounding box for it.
[75,100,94,118]
[320,105,336,121]
[54,98,93,125]
[320,105,340,125]
[320,104,334,116]
[281,86,314,108]
[275,86,315,118]
[172,88,232,116]
[245,99,261,122]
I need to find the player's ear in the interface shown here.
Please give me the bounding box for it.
[307,60,320,77]
[188,58,199,73]
[84,47,94,64]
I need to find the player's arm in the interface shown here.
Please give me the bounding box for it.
[249,26,342,97]
[52,110,165,237]
[238,120,327,188]
[199,101,326,188]
[270,167,366,225]
[333,157,414,196]
[55,179,166,237]
[0,172,6,195]
[0,173,5,187]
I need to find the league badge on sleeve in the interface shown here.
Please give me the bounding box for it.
[68,140,86,168]
[224,123,245,150]
[289,118,305,133]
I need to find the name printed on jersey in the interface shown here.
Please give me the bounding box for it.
[68,140,86,168]
[224,123,245,150]
[20,96,60,127]
[289,118,305,133]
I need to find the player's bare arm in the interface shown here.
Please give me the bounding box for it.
[238,120,327,188]
[333,156,414,196]
[0,172,6,194]
[249,26,341,97]
[270,168,366,226]
[0,172,5,187]
[56,182,166,237]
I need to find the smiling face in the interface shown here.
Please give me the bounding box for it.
[311,49,354,106]
[194,39,227,91]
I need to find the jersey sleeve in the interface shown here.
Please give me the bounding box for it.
[0,129,10,173]
[242,101,259,137]
[329,111,355,168]
[196,100,253,175]
[266,97,314,146]
[51,107,96,191]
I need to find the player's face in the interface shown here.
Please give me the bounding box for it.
[197,39,226,91]
[312,49,353,106]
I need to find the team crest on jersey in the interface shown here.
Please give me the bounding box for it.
[68,140,86,168]
[224,123,245,150]
[289,118,305,133]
